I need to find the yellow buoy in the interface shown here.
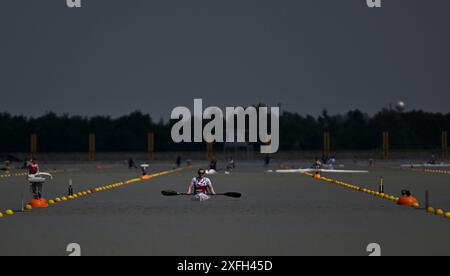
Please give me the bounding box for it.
[445,212,450,218]
[413,203,420,208]
[48,200,55,205]
[436,209,445,216]
[427,207,435,214]
[5,210,14,215]
[62,197,68,201]
[0,212,3,218]
[25,204,33,210]
[55,198,61,202]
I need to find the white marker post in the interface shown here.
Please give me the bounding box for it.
[21,193,24,212]
[69,179,74,196]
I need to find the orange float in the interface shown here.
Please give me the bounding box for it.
[312,173,321,179]
[397,196,419,206]
[29,199,49,208]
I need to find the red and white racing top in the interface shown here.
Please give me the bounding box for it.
[28,163,39,175]
[191,177,212,194]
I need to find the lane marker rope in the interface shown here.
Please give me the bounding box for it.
[301,172,449,220]
[0,164,122,180]
[0,167,187,222]
[0,169,80,180]
[392,166,450,175]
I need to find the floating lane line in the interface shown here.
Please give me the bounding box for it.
[0,167,186,221]
[0,172,28,178]
[0,164,125,179]
[409,168,450,175]
[0,169,80,179]
[301,172,450,220]
[389,166,450,175]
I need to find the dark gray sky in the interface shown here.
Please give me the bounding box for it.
[1,0,449,120]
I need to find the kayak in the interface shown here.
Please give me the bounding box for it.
[192,193,211,202]
[162,190,241,200]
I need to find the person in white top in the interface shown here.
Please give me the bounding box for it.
[187,169,216,201]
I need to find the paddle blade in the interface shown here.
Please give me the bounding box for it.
[223,192,242,198]
[161,190,180,196]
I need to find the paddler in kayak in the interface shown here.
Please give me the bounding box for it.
[187,168,216,201]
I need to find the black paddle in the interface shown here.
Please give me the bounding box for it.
[161,190,241,198]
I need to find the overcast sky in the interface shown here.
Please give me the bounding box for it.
[1,0,449,121]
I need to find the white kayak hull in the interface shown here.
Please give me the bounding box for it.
[192,193,211,202]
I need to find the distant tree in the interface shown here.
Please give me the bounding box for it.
[0,109,448,153]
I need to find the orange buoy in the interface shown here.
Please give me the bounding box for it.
[397,196,419,207]
[141,175,152,180]
[29,199,49,208]
[313,173,321,179]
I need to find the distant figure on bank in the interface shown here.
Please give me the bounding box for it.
[327,156,336,168]
[312,158,322,170]
[226,157,236,172]
[128,158,138,170]
[321,155,330,165]
[176,156,182,168]
[264,154,271,166]
[428,155,437,165]
[1,161,11,173]
[209,157,217,171]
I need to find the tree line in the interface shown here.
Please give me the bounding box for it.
[0,109,449,153]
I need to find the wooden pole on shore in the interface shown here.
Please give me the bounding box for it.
[30,134,37,159]
[148,133,155,161]
[89,133,96,162]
